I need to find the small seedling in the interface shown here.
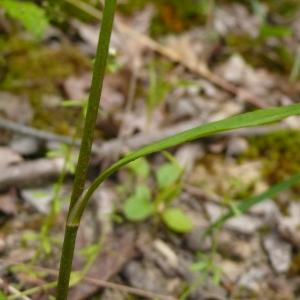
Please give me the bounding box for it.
[5,0,295,298]
[2,1,300,299]
[124,156,193,233]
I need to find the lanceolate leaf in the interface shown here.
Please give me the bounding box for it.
[207,171,300,234]
[69,104,300,224]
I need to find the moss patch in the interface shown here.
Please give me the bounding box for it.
[0,35,91,134]
[224,33,294,74]
[244,130,300,188]
[0,36,90,93]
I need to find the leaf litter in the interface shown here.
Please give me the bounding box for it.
[1,1,300,299]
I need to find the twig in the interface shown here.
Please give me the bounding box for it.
[183,184,222,206]
[0,121,289,189]
[114,19,266,108]
[0,278,32,300]
[0,116,80,147]
[7,282,56,300]
[64,0,266,108]
[0,116,288,158]
[96,120,289,157]
[0,158,64,189]
[0,259,177,300]
[79,277,177,300]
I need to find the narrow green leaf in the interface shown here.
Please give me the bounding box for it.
[69,104,300,225]
[162,208,193,233]
[207,171,300,234]
[124,185,154,222]
[156,163,182,189]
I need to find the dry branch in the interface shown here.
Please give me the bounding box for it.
[65,0,266,108]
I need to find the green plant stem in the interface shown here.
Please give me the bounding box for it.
[56,225,78,300]
[56,0,116,299]
[68,0,116,213]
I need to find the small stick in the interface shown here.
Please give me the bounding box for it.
[64,0,266,108]
[114,19,266,108]
[0,116,80,147]
[0,260,176,300]
[0,116,288,158]
[0,122,289,189]
[0,278,32,300]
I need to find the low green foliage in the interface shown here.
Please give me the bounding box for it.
[245,130,300,186]
[124,158,193,233]
[259,24,293,39]
[128,157,150,180]
[119,0,213,35]
[0,0,49,39]
[49,0,300,297]
[124,185,154,221]
[0,36,90,134]
[156,162,182,189]
[225,32,294,73]
[162,208,193,233]
[71,104,300,228]
[191,253,223,285]
[207,171,300,233]
[0,38,90,93]
[219,1,298,74]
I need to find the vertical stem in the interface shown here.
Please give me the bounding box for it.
[56,225,78,300]
[69,0,117,213]
[56,1,117,299]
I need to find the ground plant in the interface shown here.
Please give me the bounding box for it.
[53,1,300,299]
[2,0,300,299]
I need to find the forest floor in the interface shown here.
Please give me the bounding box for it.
[1,1,300,299]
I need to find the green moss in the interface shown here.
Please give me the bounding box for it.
[1,36,90,93]
[224,33,293,73]
[244,130,300,188]
[0,36,91,134]
[289,251,300,275]
[223,0,299,18]
[264,0,300,19]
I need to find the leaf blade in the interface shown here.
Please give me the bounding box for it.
[162,208,193,233]
[156,162,182,189]
[123,185,154,222]
[70,104,300,224]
